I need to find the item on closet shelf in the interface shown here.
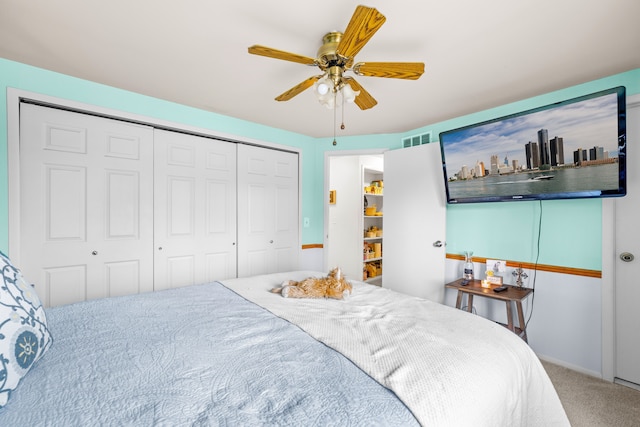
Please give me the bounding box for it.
[271,268,352,300]
[463,251,474,280]
[374,243,382,259]
[365,206,377,216]
[364,182,383,194]
[365,226,381,238]
[364,242,375,259]
[366,263,377,278]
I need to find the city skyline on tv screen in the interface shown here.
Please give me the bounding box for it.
[441,91,619,180]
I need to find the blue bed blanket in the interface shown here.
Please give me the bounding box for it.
[0,281,418,426]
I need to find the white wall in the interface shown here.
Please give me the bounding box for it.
[300,247,324,272]
[443,258,602,376]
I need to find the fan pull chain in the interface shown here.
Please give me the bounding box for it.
[332,90,338,145]
[341,91,346,130]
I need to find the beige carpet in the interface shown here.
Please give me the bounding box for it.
[542,360,640,426]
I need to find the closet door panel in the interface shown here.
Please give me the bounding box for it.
[106,260,141,297]
[237,144,299,277]
[46,164,87,241]
[45,265,87,308]
[167,176,196,236]
[106,170,140,239]
[154,130,237,290]
[20,103,154,307]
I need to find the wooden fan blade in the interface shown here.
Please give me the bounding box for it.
[248,45,317,66]
[353,62,425,80]
[336,6,386,60]
[344,77,377,110]
[275,76,321,101]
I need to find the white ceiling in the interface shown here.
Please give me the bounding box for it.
[1,0,639,139]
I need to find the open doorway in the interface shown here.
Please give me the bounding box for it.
[323,150,385,282]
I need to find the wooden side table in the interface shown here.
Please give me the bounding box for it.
[445,278,534,342]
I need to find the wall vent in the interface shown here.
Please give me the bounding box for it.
[402,131,432,148]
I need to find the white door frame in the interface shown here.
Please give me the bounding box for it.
[323,148,387,272]
[6,88,303,268]
[601,92,640,382]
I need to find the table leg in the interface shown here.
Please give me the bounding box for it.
[456,290,463,309]
[516,301,528,343]
[467,294,474,313]
[506,301,514,332]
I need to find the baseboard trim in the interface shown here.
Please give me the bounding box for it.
[302,244,323,249]
[537,354,603,380]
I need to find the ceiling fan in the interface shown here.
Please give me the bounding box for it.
[248,5,425,110]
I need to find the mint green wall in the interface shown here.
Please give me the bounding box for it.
[423,70,638,270]
[328,69,640,270]
[1,58,637,271]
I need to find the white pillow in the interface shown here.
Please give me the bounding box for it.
[0,251,52,407]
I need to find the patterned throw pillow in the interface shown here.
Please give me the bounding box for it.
[0,251,52,407]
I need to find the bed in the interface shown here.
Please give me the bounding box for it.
[0,261,569,426]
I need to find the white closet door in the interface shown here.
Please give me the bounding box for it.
[19,103,154,307]
[237,144,299,277]
[383,143,447,302]
[153,129,237,290]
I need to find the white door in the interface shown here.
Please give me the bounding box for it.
[383,143,447,302]
[153,129,237,290]
[615,95,640,387]
[19,103,154,307]
[237,144,299,277]
[327,156,362,280]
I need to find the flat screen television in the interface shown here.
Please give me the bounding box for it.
[439,86,626,204]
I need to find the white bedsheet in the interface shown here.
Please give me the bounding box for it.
[222,271,570,427]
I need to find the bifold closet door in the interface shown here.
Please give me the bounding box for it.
[237,144,299,277]
[19,103,154,307]
[153,129,237,290]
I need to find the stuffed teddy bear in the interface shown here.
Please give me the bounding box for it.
[271,267,352,299]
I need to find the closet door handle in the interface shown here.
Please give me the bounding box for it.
[91,251,98,256]
[432,240,443,248]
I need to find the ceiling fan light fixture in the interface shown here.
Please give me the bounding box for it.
[342,83,359,103]
[317,92,335,109]
[315,76,336,108]
[315,76,333,96]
